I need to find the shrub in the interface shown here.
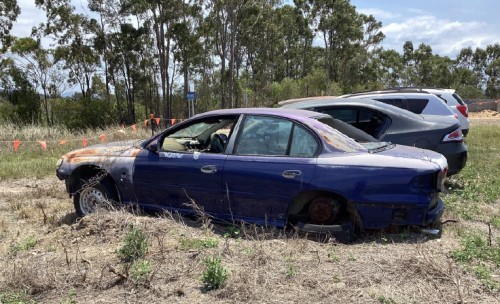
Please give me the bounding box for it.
[202,256,229,290]
[118,226,148,262]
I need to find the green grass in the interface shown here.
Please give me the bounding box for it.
[0,123,149,180]
[0,291,36,304]
[10,235,37,255]
[178,237,219,251]
[444,125,500,221]
[442,124,500,290]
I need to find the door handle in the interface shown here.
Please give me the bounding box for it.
[201,165,217,174]
[282,170,302,179]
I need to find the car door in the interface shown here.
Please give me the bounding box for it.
[220,115,319,225]
[133,115,237,214]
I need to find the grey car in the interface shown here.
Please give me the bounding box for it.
[280,97,468,175]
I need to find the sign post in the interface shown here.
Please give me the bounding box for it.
[187,91,196,117]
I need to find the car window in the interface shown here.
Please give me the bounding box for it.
[373,98,405,109]
[324,109,356,123]
[235,115,293,156]
[170,121,219,138]
[319,107,388,138]
[406,98,429,114]
[452,93,466,105]
[290,125,318,157]
[160,117,237,153]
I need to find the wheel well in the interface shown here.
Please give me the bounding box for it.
[287,190,363,230]
[69,165,116,195]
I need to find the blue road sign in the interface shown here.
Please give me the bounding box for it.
[187,92,196,100]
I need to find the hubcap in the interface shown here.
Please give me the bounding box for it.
[79,187,107,215]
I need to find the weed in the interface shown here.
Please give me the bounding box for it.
[377,295,396,304]
[327,247,339,262]
[61,288,77,304]
[452,231,500,290]
[491,217,500,229]
[332,275,341,283]
[348,252,357,261]
[129,259,152,282]
[0,290,36,304]
[178,237,219,251]
[284,255,296,278]
[202,256,229,290]
[223,225,241,238]
[118,226,148,262]
[10,235,37,255]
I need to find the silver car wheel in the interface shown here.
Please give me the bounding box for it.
[79,186,107,215]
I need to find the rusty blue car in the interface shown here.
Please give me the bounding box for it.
[56,108,447,237]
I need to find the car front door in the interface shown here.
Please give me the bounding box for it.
[220,115,319,226]
[133,116,237,214]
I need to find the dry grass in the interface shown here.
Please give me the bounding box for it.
[0,178,498,303]
[0,119,498,303]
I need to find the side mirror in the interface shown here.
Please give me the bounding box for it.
[148,140,160,153]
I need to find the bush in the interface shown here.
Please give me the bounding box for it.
[118,226,148,262]
[202,256,229,290]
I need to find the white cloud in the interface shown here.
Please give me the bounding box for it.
[356,8,400,19]
[381,15,499,56]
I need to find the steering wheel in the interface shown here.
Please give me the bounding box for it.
[208,133,228,153]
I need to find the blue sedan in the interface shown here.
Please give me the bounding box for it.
[56,108,447,236]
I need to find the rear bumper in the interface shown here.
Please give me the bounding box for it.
[435,143,468,176]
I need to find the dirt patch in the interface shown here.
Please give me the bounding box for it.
[469,110,500,119]
[0,178,498,303]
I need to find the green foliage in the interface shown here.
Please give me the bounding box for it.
[0,290,36,304]
[118,226,148,262]
[51,96,117,130]
[61,288,77,304]
[202,256,229,290]
[129,259,152,282]
[444,125,500,221]
[452,232,500,266]
[178,237,219,251]
[10,235,37,255]
[452,231,500,290]
[377,295,396,304]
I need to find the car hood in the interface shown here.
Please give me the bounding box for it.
[62,140,144,162]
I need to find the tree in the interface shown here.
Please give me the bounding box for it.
[35,0,101,98]
[11,37,61,125]
[0,0,20,51]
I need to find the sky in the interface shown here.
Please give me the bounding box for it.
[10,0,500,58]
[350,0,500,57]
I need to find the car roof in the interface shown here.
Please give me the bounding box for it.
[280,96,425,120]
[195,107,330,121]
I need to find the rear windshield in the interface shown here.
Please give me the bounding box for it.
[309,119,367,153]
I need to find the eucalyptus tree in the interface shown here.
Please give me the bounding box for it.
[121,0,186,121]
[372,49,403,87]
[11,37,60,125]
[35,0,101,99]
[0,0,20,52]
[275,4,314,80]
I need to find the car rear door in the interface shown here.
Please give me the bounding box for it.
[220,115,318,225]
